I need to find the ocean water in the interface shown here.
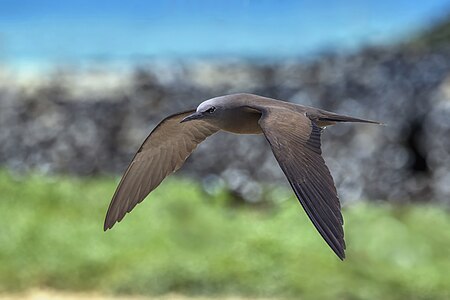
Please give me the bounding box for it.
[0,0,449,71]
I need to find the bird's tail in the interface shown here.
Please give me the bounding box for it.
[318,112,382,125]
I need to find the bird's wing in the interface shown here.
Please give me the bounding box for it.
[104,110,219,230]
[256,106,346,259]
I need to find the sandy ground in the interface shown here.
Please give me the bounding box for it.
[0,289,273,300]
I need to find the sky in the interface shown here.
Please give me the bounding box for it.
[0,0,449,67]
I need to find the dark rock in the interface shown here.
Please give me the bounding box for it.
[1,46,449,203]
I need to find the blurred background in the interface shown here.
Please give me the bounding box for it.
[1,1,450,299]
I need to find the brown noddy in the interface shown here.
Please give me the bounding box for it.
[104,93,381,260]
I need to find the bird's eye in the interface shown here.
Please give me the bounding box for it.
[206,106,216,113]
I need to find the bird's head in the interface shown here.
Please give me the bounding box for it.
[180,93,256,124]
[180,98,224,123]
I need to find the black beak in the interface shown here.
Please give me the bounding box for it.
[180,112,203,123]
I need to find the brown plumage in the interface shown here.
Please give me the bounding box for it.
[104,93,381,260]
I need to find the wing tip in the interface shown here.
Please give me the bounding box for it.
[335,248,346,261]
[103,219,115,231]
[325,236,346,261]
[103,212,119,231]
[331,237,346,260]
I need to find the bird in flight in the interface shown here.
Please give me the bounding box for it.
[104,93,380,259]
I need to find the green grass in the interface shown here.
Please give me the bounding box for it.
[0,170,449,300]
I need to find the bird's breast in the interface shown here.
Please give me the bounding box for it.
[220,109,263,134]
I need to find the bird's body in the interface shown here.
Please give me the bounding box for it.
[104,93,380,260]
[193,94,375,133]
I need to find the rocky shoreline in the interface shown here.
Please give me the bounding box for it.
[1,46,449,203]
